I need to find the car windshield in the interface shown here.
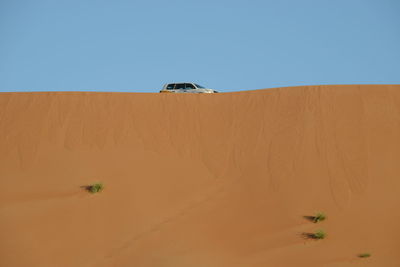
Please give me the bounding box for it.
[195,84,205,88]
[185,83,195,89]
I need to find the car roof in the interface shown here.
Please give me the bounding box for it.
[165,82,194,84]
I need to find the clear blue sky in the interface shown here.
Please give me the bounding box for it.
[0,0,399,92]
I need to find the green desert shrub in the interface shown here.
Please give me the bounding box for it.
[312,230,326,239]
[88,183,104,193]
[358,253,371,258]
[313,212,326,223]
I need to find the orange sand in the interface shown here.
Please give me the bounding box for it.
[1,85,400,267]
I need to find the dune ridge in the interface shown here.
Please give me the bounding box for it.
[1,85,400,267]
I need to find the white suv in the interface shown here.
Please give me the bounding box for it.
[160,83,218,93]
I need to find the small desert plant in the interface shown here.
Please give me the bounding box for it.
[358,253,371,258]
[312,230,326,239]
[88,183,104,193]
[313,212,326,223]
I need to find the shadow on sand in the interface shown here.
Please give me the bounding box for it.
[80,185,93,192]
[303,215,317,223]
[301,232,319,240]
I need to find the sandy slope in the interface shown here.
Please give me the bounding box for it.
[1,85,400,267]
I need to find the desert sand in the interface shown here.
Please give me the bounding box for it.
[1,85,400,267]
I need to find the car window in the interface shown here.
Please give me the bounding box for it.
[185,83,195,89]
[194,83,205,88]
[175,83,185,89]
[166,84,175,90]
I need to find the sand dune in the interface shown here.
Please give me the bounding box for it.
[1,85,400,267]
